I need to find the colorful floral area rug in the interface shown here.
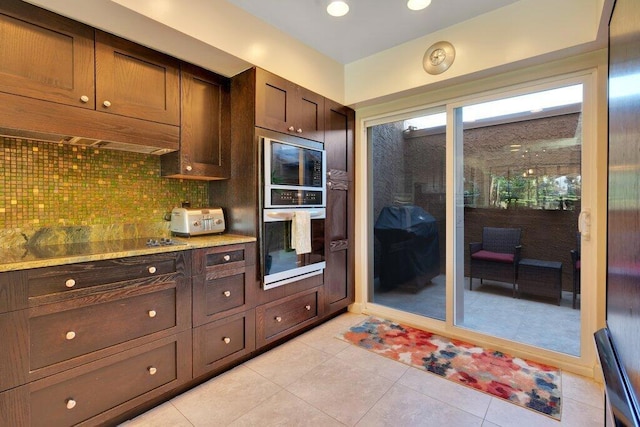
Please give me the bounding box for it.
[337,317,562,420]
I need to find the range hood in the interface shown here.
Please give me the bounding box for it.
[60,136,175,155]
[0,91,180,155]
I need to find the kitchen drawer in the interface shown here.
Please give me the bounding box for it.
[193,310,255,378]
[193,269,247,326]
[27,252,184,301]
[30,287,177,371]
[193,243,255,276]
[256,287,322,346]
[30,333,189,427]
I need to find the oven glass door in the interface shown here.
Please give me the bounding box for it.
[263,208,325,290]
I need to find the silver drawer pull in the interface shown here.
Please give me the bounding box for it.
[223,254,231,262]
[305,305,311,311]
[288,126,295,132]
[148,366,157,375]
[66,398,76,410]
[223,337,231,344]
[148,310,157,318]
[65,279,76,288]
[148,266,157,274]
[102,100,111,108]
[275,316,282,322]
[65,331,76,340]
[223,290,231,297]
[79,95,89,103]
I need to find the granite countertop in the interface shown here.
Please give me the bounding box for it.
[0,234,256,272]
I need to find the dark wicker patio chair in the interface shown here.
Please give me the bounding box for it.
[469,227,522,296]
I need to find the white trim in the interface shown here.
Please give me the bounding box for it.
[354,52,607,378]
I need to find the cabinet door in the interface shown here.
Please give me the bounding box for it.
[255,69,294,134]
[255,68,325,142]
[162,64,231,179]
[324,100,355,314]
[95,30,180,125]
[295,85,325,142]
[0,0,95,108]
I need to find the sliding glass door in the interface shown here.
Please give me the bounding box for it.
[370,110,447,321]
[367,78,589,357]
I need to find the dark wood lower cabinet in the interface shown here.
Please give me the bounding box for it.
[193,310,255,378]
[256,287,323,347]
[0,237,353,426]
[30,332,191,427]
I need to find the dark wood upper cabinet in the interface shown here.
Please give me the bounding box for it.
[0,0,95,109]
[255,68,325,142]
[95,31,180,126]
[162,64,231,180]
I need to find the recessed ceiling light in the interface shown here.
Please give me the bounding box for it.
[327,1,349,17]
[407,0,432,11]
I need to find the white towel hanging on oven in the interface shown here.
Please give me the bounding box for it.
[291,210,311,255]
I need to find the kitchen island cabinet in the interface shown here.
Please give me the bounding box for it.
[161,63,231,180]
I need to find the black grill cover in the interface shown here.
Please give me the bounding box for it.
[374,205,440,291]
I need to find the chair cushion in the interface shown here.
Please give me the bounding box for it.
[471,250,514,263]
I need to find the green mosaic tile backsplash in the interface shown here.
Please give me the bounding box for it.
[0,137,209,237]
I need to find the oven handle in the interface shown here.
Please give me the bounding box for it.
[265,211,323,220]
[264,208,326,222]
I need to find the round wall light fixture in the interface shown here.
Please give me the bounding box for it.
[407,0,432,11]
[327,1,349,17]
[423,41,456,75]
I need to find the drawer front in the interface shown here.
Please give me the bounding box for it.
[193,311,255,378]
[262,290,318,339]
[28,253,182,298]
[30,288,177,370]
[193,244,250,276]
[207,249,245,267]
[30,339,179,427]
[193,271,246,326]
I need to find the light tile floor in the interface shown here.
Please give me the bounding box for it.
[374,276,581,356]
[122,312,604,427]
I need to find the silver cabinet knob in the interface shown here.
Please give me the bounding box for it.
[223,337,231,344]
[223,290,231,297]
[296,128,303,133]
[148,366,157,375]
[102,100,111,108]
[223,254,231,262]
[148,310,157,318]
[275,316,282,322]
[327,182,333,188]
[80,95,89,103]
[288,126,295,132]
[305,305,311,311]
[186,165,193,171]
[148,266,157,274]
[65,279,76,288]
[66,398,76,410]
[65,331,76,340]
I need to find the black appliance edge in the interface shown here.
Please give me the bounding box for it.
[595,327,640,427]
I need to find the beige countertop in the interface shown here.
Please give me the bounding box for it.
[0,234,256,272]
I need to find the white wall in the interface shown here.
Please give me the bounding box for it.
[345,0,605,106]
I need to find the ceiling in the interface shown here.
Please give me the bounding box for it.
[225,0,523,64]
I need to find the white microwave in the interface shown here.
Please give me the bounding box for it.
[263,137,326,208]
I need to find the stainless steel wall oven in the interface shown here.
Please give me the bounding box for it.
[261,137,326,290]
